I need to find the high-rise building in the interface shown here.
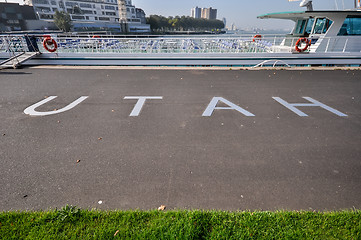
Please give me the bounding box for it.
[191,7,217,20]
[191,6,201,18]
[201,8,209,19]
[209,8,217,20]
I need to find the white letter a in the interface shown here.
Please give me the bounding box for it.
[202,97,255,117]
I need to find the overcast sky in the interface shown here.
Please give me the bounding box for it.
[1,0,356,29]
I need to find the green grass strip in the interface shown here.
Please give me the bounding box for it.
[1,206,360,239]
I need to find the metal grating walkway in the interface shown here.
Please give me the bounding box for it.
[0,51,41,69]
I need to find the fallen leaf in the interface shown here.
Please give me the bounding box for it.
[114,230,119,236]
[158,205,166,211]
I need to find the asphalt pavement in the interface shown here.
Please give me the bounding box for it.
[0,67,360,211]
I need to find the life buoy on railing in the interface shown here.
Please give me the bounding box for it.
[295,37,311,52]
[42,37,57,53]
[92,35,100,38]
[253,35,262,42]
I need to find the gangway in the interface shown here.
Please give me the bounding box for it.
[0,51,41,69]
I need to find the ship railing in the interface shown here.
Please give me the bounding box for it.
[0,36,26,55]
[0,35,358,54]
[34,35,278,54]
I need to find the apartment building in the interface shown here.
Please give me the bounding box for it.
[25,0,149,32]
[201,7,217,20]
[25,0,119,22]
[191,6,201,19]
[191,7,217,20]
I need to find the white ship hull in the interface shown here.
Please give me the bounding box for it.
[1,52,360,67]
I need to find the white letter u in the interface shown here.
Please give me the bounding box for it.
[24,96,88,116]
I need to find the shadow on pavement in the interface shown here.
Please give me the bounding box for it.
[0,71,32,75]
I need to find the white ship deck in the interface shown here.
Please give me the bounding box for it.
[1,35,360,67]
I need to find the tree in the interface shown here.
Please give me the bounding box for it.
[54,11,72,32]
[146,15,224,32]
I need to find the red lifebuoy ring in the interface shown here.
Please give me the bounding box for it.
[253,35,262,42]
[43,37,57,53]
[295,37,311,52]
[92,35,100,38]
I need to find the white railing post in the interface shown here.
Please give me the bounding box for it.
[325,38,330,52]
[343,39,348,52]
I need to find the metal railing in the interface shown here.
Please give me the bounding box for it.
[41,36,274,54]
[0,36,26,53]
[1,35,360,54]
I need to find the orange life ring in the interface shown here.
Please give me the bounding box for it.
[43,37,57,53]
[92,35,100,38]
[253,35,262,42]
[295,37,311,52]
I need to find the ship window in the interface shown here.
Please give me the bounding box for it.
[305,18,314,34]
[294,20,307,34]
[323,19,333,33]
[338,16,361,35]
[312,18,333,34]
[313,18,325,34]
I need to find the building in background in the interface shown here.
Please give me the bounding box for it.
[118,0,150,32]
[230,23,237,31]
[24,0,121,32]
[222,18,226,29]
[23,0,149,33]
[25,0,120,22]
[191,6,201,19]
[207,7,217,20]
[0,2,37,31]
[191,7,217,20]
